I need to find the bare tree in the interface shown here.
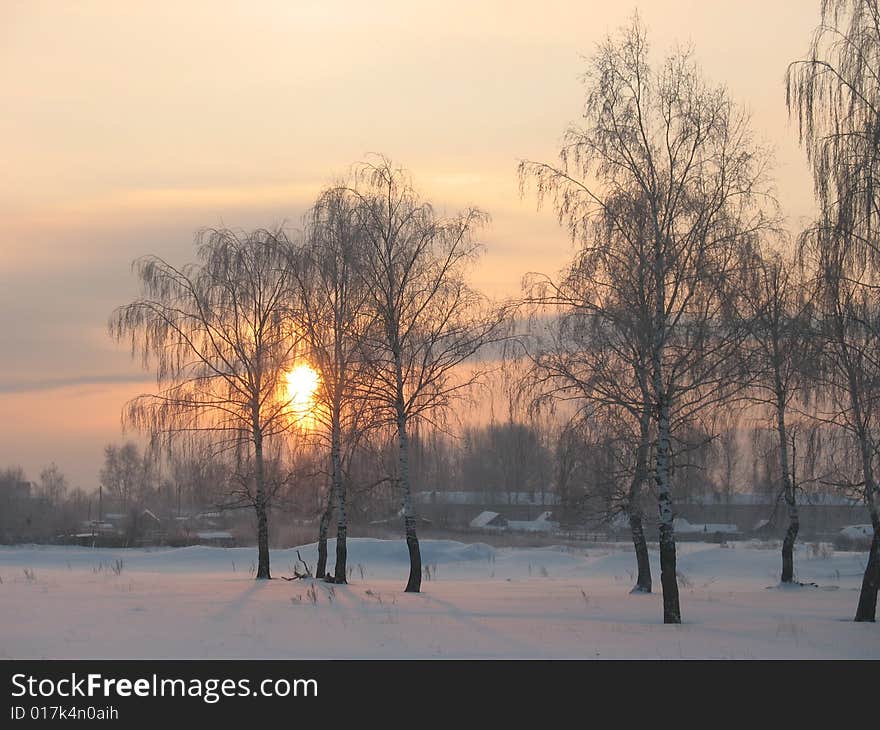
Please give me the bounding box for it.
[342,156,504,593]
[290,186,377,583]
[167,437,232,516]
[110,228,302,579]
[518,275,656,592]
[556,410,654,589]
[519,15,774,622]
[37,462,68,506]
[787,0,880,269]
[99,442,152,513]
[788,0,880,620]
[459,420,554,508]
[736,246,813,583]
[803,235,880,619]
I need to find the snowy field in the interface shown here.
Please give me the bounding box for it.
[0,539,877,659]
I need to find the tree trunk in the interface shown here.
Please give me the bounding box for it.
[394,348,421,593]
[652,257,680,623]
[398,413,421,593]
[400,432,422,592]
[781,506,800,585]
[253,430,271,580]
[658,518,679,623]
[775,392,798,584]
[850,374,878,621]
[654,400,680,622]
[854,504,880,621]
[332,414,348,584]
[404,513,421,592]
[629,510,652,593]
[628,406,652,594]
[315,497,333,580]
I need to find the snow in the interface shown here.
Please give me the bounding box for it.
[469,511,503,528]
[414,491,560,505]
[0,539,877,659]
[684,492,860,506]
[507,511,560,532]
[839,525,874,539]
[674,517,739,534]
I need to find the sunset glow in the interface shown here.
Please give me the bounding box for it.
[285,364,320,422]
[1,0,818,493]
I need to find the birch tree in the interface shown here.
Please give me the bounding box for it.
[99,442,152,512]
[555,410,654,591]
[788,0,880,620]
[803,233,880,619]
[290,186,376,583]
[736,247,812,583]
[520,257,656,593]
[110,228,302,579]
[344,156,503,593]
[519,16,774,623]
[36,463,68,506]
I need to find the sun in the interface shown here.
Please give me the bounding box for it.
[285,364,320,422]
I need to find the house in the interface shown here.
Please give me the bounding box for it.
[469,511,508,529]
[415,490,561,527]
[834,524,875,550]
[673,517,740,541]
[674,492,867,538]
[369,510,433,528]
[840,524,874,539]
[194,530,236,547]
[507,511,560,533]
[467,509,560,533]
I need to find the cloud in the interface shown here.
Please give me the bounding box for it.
[0,373,152,395]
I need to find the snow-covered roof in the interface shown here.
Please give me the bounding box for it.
[507,519,559,532]
[414,491,560,506]
[469,511,503,528]
[683,492,860,507]
[195,531,234,540]
[674,518,739,534]
[839,525,874,539]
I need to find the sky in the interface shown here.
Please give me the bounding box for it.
[1,0,820,489]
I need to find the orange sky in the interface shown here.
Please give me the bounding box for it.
[0,1,819,488]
